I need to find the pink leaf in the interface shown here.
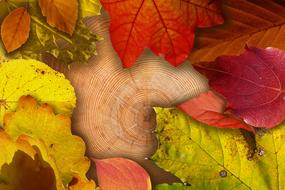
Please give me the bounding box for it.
[178,91,254,132]
[94,157,151,190]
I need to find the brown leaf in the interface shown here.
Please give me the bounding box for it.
[39,0,78,34]
[190,0,285,64]
[1,7,31,53]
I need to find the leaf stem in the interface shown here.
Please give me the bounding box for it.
[30,16,73,44]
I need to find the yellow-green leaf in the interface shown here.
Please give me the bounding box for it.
[153,108,285,190]
[155,183,191,190]
[0,59,76,126]
[79,0,101,18]
[3,96,91,186]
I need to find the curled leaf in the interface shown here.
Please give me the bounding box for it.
[39,0,78,34]
[178,91,254,132]
[1,7,30,52]
[4,96,90,186]
[94,157,151,190]
[0,59,76,126]
[0,131,61,190]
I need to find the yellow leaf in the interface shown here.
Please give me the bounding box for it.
[79,0,101,18]
[68,176,96,190]
[153,108,285,190]
[4,96,91,186]
[39,0,78,34]
[0,131,63,190]
[1,7,31,52]
[0,59,76,126]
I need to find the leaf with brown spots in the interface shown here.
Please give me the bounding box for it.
[1,7,31,53]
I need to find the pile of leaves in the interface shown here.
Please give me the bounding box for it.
[0,0,101,64]
[3,0,285,189]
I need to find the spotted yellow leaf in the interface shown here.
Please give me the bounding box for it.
[3,96,93,188]
[0,59,76,126]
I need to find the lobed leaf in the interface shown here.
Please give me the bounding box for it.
[100,0,224,67]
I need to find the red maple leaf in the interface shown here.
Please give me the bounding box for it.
[100,0,224,67]
[195,46,285,128]
[178,91,254,132]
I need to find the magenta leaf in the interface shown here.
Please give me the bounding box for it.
[194,46,285,128]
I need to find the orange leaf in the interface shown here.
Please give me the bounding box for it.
[94,158,151,190]
[39,0,78,34]
[1,7,31,53]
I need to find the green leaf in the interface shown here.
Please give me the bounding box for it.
[79,0,101,18]
[0,59,76,126]
[155,183,191,190]
[153,108,285,190]
[0,0,100,64]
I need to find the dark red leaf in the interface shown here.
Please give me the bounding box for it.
[100,0,224,68]
[178,91,254,132]
[195,46,285,128]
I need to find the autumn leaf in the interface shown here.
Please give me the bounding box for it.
[79,0,101,18]
[94,157,151,190]
[194,46,285,128]
[0,0,100,64]
[100,0,224,68]
[153,108,285,190]
[190,0,285,64]
[0,131,60,190]
[1,7,30,52]
[0,59,76,126]
[178,91,254,132]
[155,183,191,190]
[3,96,95,188]
[39,0,78,34]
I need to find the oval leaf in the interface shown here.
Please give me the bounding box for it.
[39,0,78,34]
[195,46,285,128]
[178,91,254,132]
[94,158,151,190]
[1,7,31,53]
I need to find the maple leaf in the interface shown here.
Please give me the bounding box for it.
[39,0,78,34]
[0,59,76,126]
[178,91,254,132]
[1,7,31,52]
[94,157,151,190]
[190,0,285,64]
[153,108,285,190]
[100,0,224,68]
[3,96,95,188]
[194,46,285,128]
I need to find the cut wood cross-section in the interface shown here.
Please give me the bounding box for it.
[47,12,207,184]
